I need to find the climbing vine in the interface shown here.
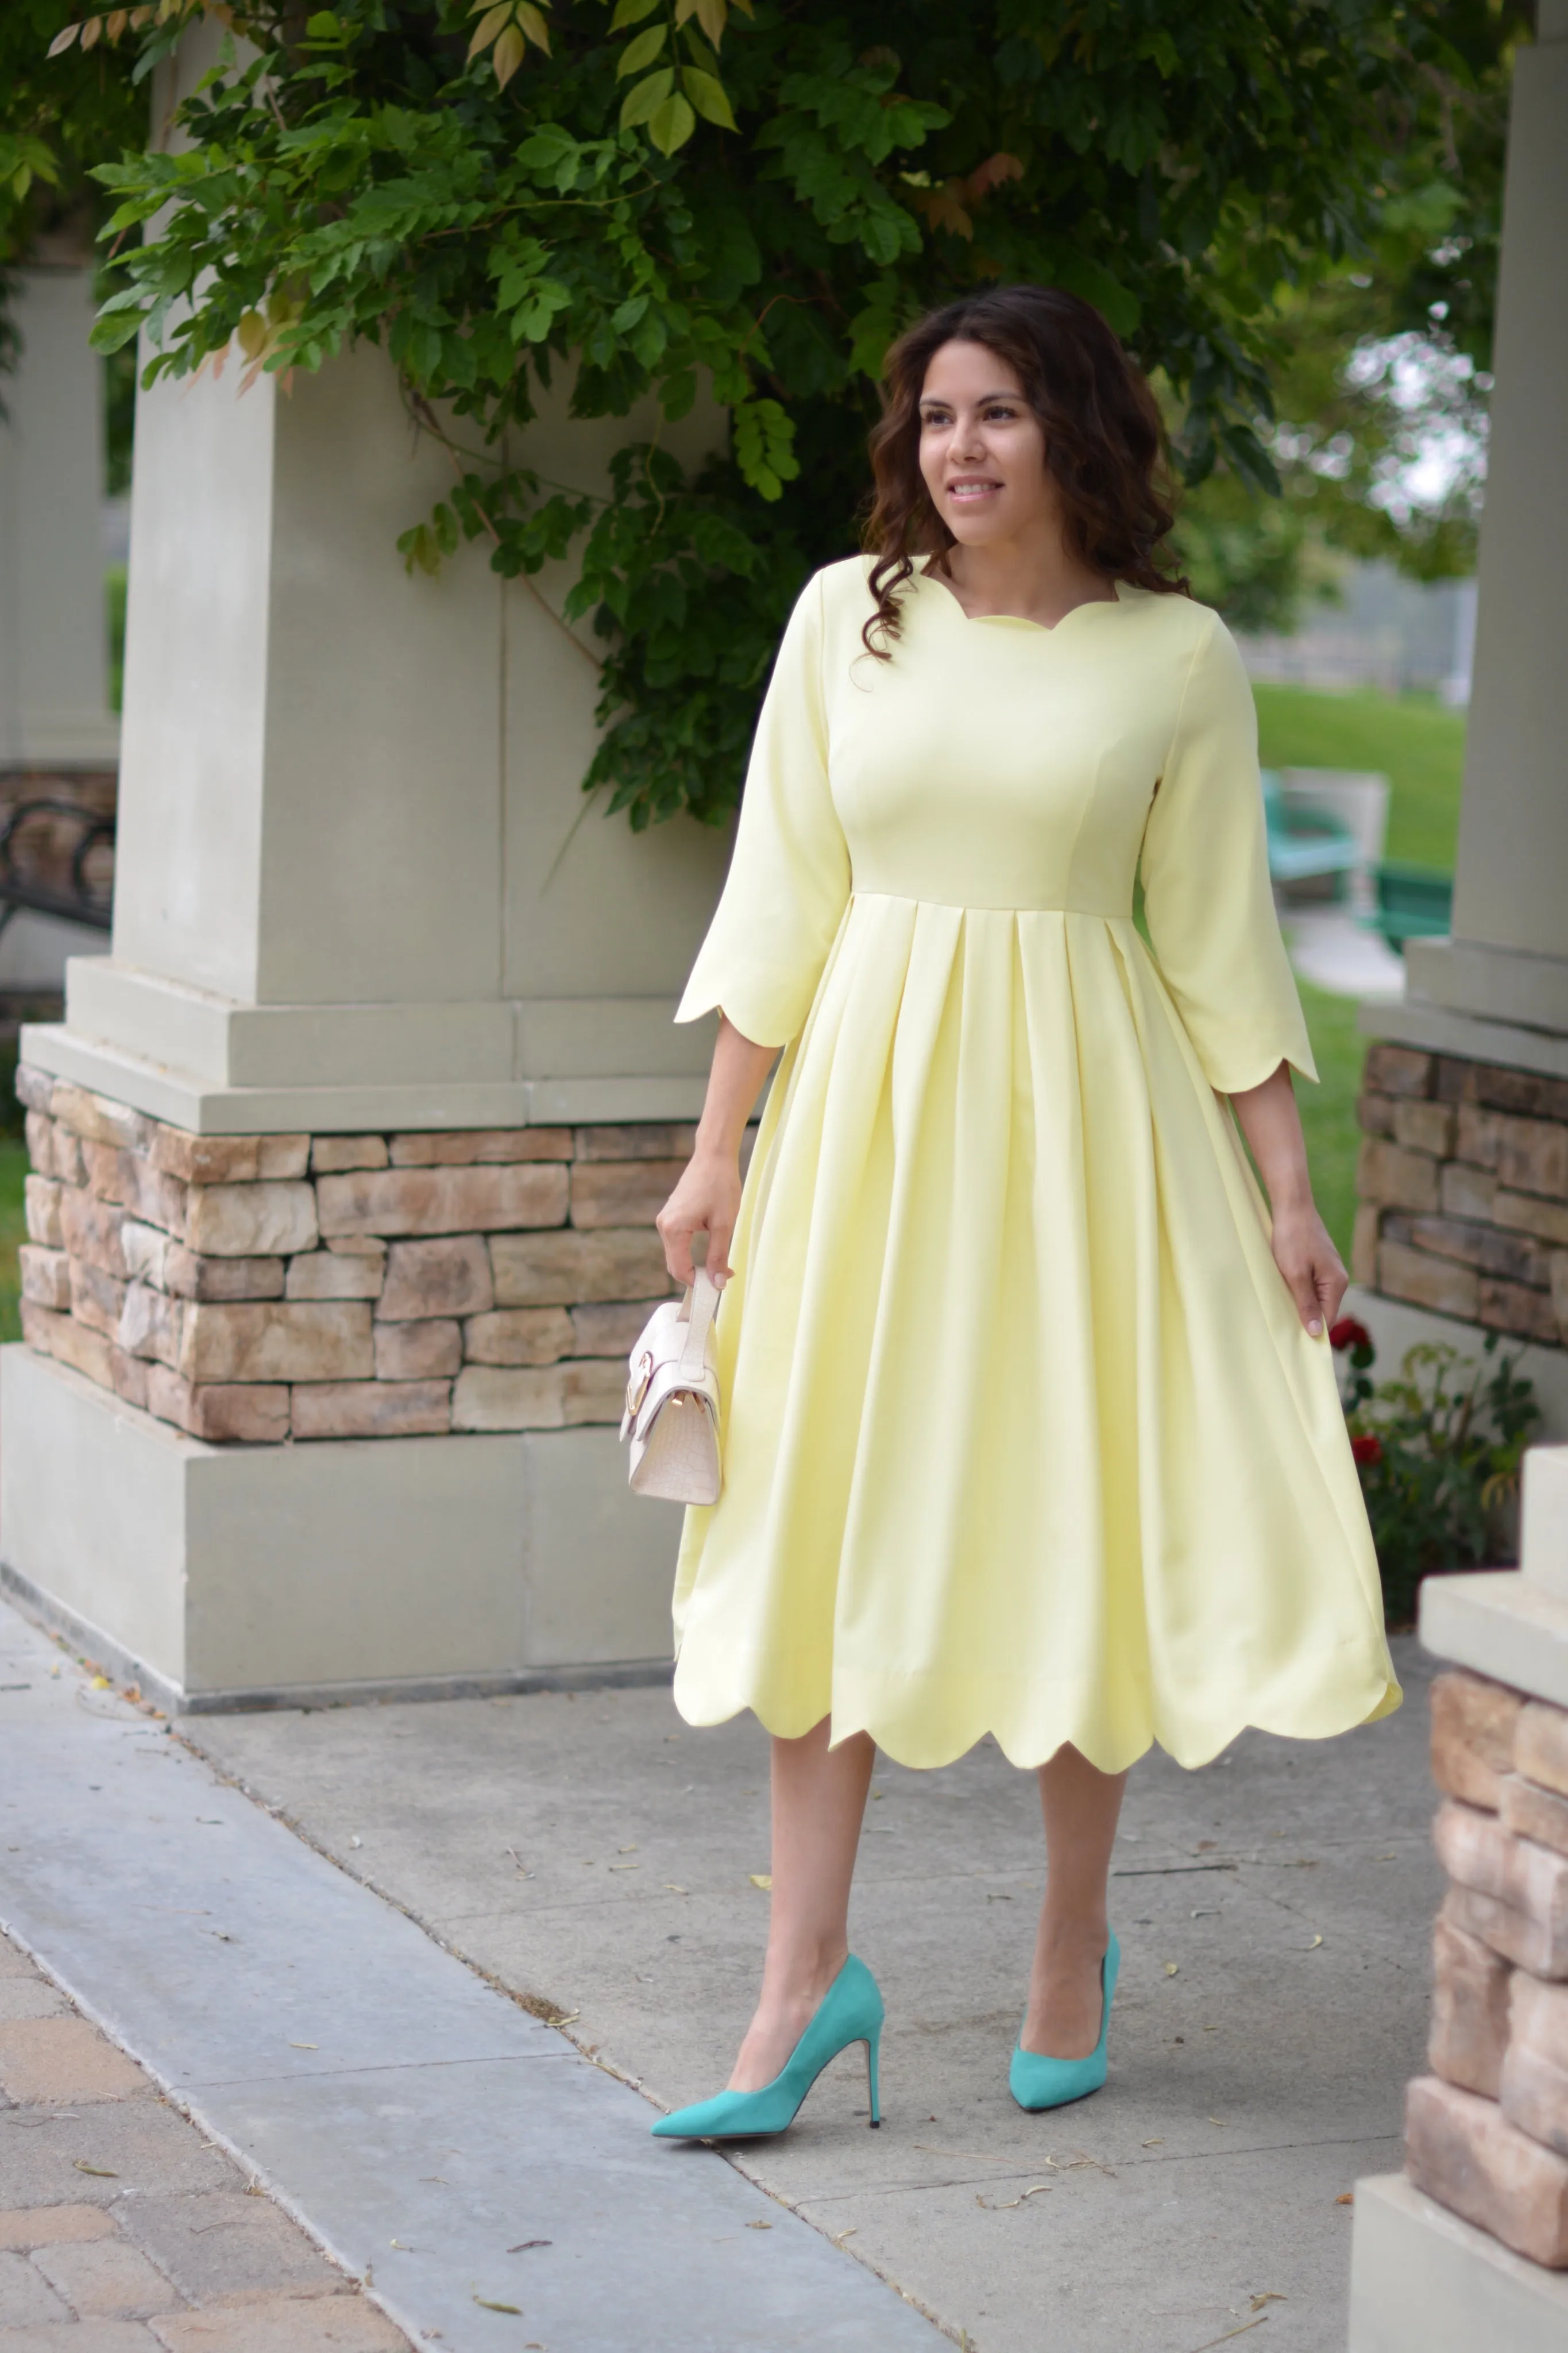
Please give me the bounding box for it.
[49,0,1482,826]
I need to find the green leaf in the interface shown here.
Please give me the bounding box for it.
[619,67,673,129]
[681,67,735,131]
[609,0,661,24]
[616,24,667,78]
[647,92,695,156]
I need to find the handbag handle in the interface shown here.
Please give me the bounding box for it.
[677,1265,721,1383]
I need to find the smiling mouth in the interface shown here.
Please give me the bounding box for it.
[946,479,1002,500]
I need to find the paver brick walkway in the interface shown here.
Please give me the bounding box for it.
[0,1928,410,2353]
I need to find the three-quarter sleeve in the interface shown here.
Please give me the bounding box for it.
[1138,610,1317,1094]
[675,571,851,1048]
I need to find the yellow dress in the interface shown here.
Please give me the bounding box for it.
[671,557,1400,1774]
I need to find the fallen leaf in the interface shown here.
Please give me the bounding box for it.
[609,1864,638,1872]
[391,2238,414,2250]
[289,2042,318,2050]
[664,1883,688,1894]
[1142,2138,1163,2147]
[1209,2116,1225,2127]
[1165,1961,1179,1976]
[1336,2190,1354,2205]
[1250,2292,1287,2310]
[619,1845,638,1854]
[508,2240,551,2251]
[832,2226,858,2246]
[1306,1935,1324,1950]
[745,2219,771,2229]
[90,1675,110,1689]
[504,1846,533,1877]
[980,2182,1054,2209]
[986,1893,1012,1902]
[73,2161,118,2177]
[748,1873,772,1891]
[474,2294,524,2314]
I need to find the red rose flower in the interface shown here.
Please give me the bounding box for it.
[1351,1433,1383,1467]
[1331,1318,1372,1353]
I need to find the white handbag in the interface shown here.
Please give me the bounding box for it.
[619,1267,723,1505]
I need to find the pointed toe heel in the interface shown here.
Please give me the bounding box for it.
[652,1954,885,2142]
[1010,1930,1119,2113]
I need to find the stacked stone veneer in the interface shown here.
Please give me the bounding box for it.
[1354,1042,1568,1350]
[14,1064,683,1444]
[1410,1669,1568,2266]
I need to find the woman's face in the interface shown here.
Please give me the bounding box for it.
[916,339,1056,551]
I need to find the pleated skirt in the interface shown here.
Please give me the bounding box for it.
[671,893,1400,1772]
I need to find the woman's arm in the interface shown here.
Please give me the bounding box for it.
[1229,1060,1346,1338]
[656,1016,778,1287]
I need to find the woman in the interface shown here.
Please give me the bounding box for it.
[650,285,1399,2139]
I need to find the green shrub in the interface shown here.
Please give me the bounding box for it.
[1333,1318,1540,1627]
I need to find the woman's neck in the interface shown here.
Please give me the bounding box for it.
[936,534,1117,629]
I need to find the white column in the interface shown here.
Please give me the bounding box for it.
[21,334,730,1131]
[0,264,118,770]
[1369,1,1568,1070]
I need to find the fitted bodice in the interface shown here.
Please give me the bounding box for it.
[677,554,1314,1101]
[823,573,1193,917]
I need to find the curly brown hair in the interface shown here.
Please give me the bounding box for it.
[862,284,1188,659]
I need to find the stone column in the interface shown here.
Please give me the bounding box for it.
[1348,1446,1568,2348]
[1349,4,1568,1436]
[0,256,119,990]
[0,243,735,1708]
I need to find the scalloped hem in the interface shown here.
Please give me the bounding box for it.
[671,1650,1403,1777]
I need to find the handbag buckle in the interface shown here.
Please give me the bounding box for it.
[625,1351,654,1418]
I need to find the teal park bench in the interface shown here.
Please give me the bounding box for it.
[1372,862,1455,953]
[1261,767,1361,895]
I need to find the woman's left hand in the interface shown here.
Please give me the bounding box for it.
[1269,1201,1347,1338]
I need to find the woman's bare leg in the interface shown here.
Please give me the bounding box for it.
[728,1718,876,2091]
[1021,1743,1129,2058]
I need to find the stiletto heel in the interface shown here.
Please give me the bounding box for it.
[1009,1929,1119,2113]
[652,1954,885,2141]
[866,2024,882,2128]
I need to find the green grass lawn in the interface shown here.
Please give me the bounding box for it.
[0,1140,27,1345]
[1297,980,1364,1265]
[1254,682,1466,870]
[1254,681,1470,1255]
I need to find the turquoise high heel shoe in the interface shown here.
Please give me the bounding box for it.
[652,1953,883,2140]
[1009,1930,1119,2112]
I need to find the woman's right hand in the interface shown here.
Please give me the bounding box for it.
[657,1147,744,1289]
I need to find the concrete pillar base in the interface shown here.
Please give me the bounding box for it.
[0,1345,679,1710]
[1349,2173,1568,2352]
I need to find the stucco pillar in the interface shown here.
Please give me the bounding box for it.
[1347,6,1568,1428]
[0,262,118,771]
[0,49,735,1704]
[0,258,120,992]
[23,336,726,1133]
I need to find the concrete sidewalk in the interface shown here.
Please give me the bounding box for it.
[0,1596,942,2353]
[182,1638,1442,2353]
